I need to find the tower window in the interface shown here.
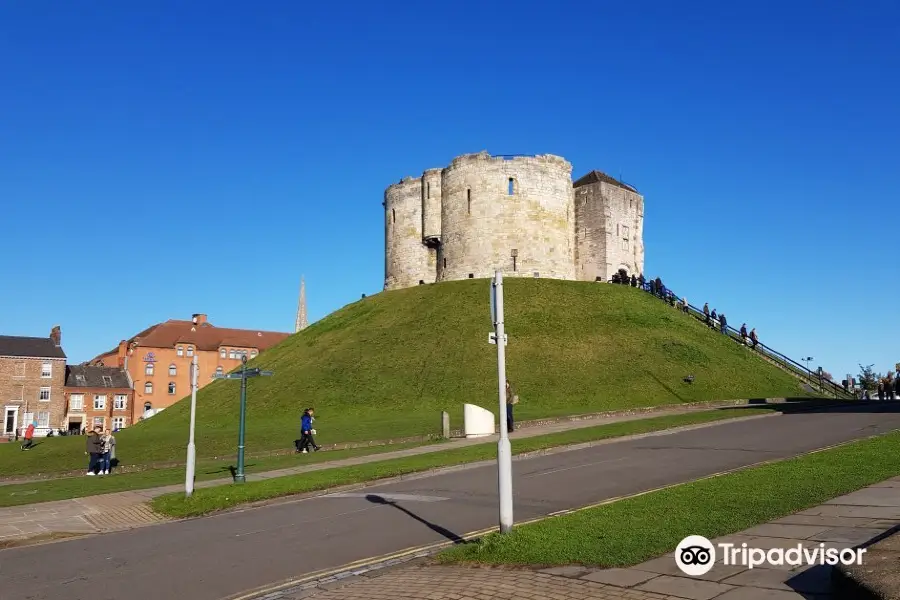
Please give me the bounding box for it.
[427,183,431,198]
[508,178,515,195]
[443,258,447,269]
[467,189,471,214]
[392,208,395,223]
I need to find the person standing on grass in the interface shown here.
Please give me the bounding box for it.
[85,426,103,475]
[100,428,116,475]
[505,380,518,432]
[20,422,35,450]
[298,408,320,453]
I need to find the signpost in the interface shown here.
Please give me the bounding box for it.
[490,270,514,533]
[211,355,273,483]
[185,354,199,497]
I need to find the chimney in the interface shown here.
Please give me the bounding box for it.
[192,313,208,326]
[50,325,61,347]
[117,340,128,368]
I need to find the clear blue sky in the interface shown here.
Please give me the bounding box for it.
[1,1,897,380]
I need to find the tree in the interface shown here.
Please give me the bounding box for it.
[857,364,880,391]
[820,370,833,382]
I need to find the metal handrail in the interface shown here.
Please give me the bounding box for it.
[633,281,853,399]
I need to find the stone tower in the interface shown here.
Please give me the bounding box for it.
[295,277,308,333]
[382,151,644,291]
[573,171,645,282]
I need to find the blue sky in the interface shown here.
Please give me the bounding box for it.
[1,1,897,379]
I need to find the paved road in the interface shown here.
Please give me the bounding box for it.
[2,404,898,600]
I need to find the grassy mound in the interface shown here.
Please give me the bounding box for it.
[1,279,807,476]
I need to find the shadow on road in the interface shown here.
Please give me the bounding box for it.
[365,494,465,544]
[716,399,900,417]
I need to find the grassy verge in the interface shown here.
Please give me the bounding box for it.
[437,429,900,567]
[151,407,773,518]
[0,440,435,508]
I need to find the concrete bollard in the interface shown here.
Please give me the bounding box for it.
[441,411,450,439]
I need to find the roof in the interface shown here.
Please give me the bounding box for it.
[0,335,67,359]
[65,365,131,389]
[90,318,291,362]
[573,170,639,193]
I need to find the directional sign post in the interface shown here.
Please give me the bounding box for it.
[211,355,274,483]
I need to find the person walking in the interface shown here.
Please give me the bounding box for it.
[100,428,116,475]
[703,303,710,325]
[298,408,320,453]
[20,422,35,450]
[740,324,748,344]
[719,313,728,334]
[749,328,759,349]
[505,380,518,432]
[85,426,103,475]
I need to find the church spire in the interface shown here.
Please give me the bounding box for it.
[295,277,308,333]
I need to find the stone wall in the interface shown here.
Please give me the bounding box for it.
[439,152,575,282]
[384,177,431,290]
[573,179,645,281]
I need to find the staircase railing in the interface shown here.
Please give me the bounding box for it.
[635,283,854,400]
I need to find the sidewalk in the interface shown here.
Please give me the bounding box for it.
[0,400,769,545]
[242,476,900,600]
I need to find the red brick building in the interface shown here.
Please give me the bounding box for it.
[63,365,134,433]
[0,327,67,438]
[91,313,290,417]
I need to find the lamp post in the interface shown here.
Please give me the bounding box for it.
[802,357,814,387]
[185,354,199,497]
[212,355,273,483]
[490,270,513,533]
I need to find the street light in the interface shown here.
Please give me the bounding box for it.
[185,354,199,497]
[490,270,513,533]
[211,354,273,483]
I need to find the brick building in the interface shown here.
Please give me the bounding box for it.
[1,327,67,438]
[63,365,134,433]
[90,313,290,418]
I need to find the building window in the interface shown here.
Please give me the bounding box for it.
[102,375,113,387]
[14,362,25,377]
[168,382,176,395]
[229,349,236,359]
[220,348,226,359]
[41,362,52,378]
[145,362,154,376]
[114,395,127,410]
[215,366,224,375]
[467,189,471,214]
[187,346,194,357]
[392,208,395,223]
[427,182,431,198]
[39,387,51,401]
[250,350,258,358]
[508,178,515,195]
[443,258,447,269]
[144,382,153,394]
[169,364,177,376]
[176,346,184,357]
[37,411,50,429]
[144,401,152,412]
[112,416,126,430]
[93,395,107,410]
[93,416,105,429]
[70,394,84,411]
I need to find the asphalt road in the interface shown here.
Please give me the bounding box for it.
[2,404,899,600]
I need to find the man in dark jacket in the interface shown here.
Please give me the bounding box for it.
[85,426,103,475]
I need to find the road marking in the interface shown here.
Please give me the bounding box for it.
[523,457,629,478]
[225,428,900,600]
[234,507,375,537]
[322,492,450,502]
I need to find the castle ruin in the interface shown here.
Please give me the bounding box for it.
[383,151,644,290]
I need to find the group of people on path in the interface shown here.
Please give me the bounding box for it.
[84,426,116,475]
[700,303,759,348]
[294,407,321,453]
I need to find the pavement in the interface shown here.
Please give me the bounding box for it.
[254,476,900,599]
[0,399,773,542]
[0,402,898,600]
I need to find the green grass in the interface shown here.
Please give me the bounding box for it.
[437,429,900,567]
[0,440,434,508]
[0,279,808,478]
[151,407,774,518]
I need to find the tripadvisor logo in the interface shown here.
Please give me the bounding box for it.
[675,535,867,576]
